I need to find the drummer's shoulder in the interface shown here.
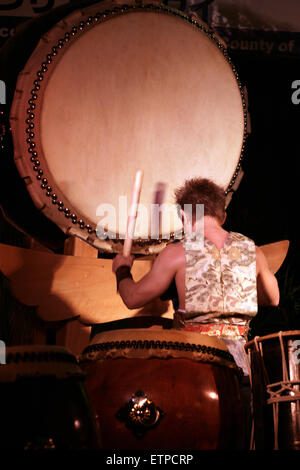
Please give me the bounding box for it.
[157,240,185,263]
[230,231,255,244]
[255,245,268,267]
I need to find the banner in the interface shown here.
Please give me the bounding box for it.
[0,0,299,52]
[0,0,69,48]
[209,0,299,33]
[0,0,68,17]
[0,14,17,46]
[208,0,299,56]
[213,27,300,56]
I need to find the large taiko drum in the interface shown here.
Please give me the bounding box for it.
[80,328,245,449]
[246,331,300,450]
[0,345,102,449]
[2,0,249,253]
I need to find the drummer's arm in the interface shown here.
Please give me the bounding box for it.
[256,246,280,306]
[112,245,182,309]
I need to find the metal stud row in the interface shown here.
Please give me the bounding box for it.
[25,3,247,239]
[82,339,235,362]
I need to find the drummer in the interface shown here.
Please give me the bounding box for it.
[112,177,280,374]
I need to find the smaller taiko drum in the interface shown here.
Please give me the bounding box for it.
[245,330,300,450]
[0,345,101,449]
[80,328,245,450]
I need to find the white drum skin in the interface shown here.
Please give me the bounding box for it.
[10,1,248,253]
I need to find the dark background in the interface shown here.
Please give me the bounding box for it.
[224,50,300,337]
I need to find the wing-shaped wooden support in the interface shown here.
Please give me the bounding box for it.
[0,240,173,353]
[0,239,289,354]
[259,240,290,274]
[0,242,172,322]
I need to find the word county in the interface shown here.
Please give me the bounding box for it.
[106,454,193,466]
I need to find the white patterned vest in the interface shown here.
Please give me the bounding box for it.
[182,231,258,326]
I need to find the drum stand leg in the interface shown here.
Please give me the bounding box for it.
[273,402,279,450]
[58,237,98,354]
[245,346,255,450]
[250,406,255,450]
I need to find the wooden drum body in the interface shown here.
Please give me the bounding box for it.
[246,331,300,450]
[4,0,249,253]
[80,329,245,450]
[0,345,101,449]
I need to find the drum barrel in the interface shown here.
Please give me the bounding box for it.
[0,345,102,449]
[80,328,246,450]
[0,0,99,251]
[247,332,300,450]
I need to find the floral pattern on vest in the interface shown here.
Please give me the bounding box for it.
[183,231,258,323]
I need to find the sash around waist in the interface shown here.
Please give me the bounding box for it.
[173,310,250,340]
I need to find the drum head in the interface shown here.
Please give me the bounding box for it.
[10,2,247,253]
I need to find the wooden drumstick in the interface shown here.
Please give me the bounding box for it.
[123,170,144,257]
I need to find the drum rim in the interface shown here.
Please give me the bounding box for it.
[245,329,300,348]
[0,345,85,382]
[10,1,248,254]
[5,344,77,361]
[86,327,230,348]
[80,327,236,367]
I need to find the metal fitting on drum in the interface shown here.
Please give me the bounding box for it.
[116,390,163,437]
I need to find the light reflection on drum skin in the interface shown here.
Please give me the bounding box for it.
[208,391,219,400]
